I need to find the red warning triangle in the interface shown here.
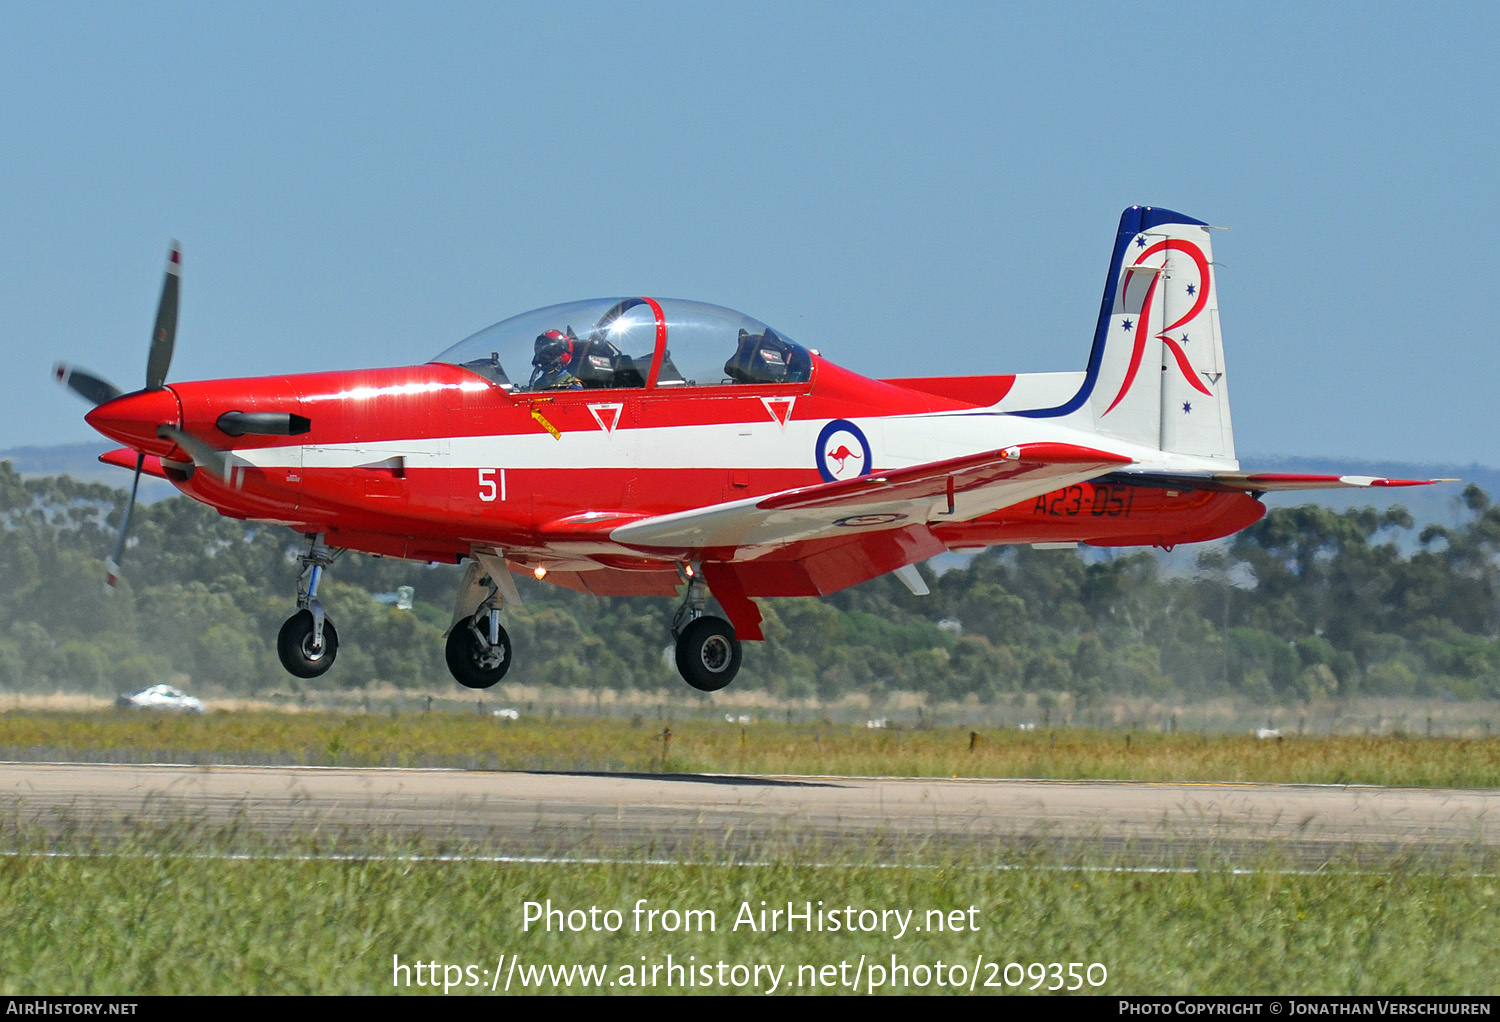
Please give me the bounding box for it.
[761,396,796,428]
[587,402,623,434]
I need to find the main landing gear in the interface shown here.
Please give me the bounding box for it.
[277,535,342,678]
[446,568,511,690]
[442,554,519,690]
[671,569,741,691]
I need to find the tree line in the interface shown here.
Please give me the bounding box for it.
[2,461,1497,704]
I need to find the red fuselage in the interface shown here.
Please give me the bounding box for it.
[87,358,1263,599]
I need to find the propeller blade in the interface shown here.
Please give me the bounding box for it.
[157,424,234,483]
[145,242,181,391]
[105,453,145,590]
[215,411,311,437]
[53,363,123,406]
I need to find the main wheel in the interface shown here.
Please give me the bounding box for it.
[277,609,339,679]
[675,616,741,692]
[446,619,512,689]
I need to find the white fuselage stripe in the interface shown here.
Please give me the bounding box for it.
[230,412,1235,475]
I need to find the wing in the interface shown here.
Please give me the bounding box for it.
[611,442,1131,553]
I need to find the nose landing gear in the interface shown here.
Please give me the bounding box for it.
[277,535,342,678]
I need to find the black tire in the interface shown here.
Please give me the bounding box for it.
[446,619,511,689]
[675,616,741,691]
[277,609,339,679]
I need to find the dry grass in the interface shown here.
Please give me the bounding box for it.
[3,709,1500,786]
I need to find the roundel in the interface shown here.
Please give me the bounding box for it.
[834,513,906,528]
[815,419,872,482]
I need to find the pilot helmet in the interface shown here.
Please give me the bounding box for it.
[532,329,574,368]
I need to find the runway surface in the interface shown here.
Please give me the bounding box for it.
[3,762,1498,864]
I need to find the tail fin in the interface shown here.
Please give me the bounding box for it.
[1017,206,1235,461]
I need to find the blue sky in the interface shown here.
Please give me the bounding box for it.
[3,2,1497,468]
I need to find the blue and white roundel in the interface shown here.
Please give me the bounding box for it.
[815,419,872,482]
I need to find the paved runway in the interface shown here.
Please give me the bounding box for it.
[3,762,1497,864]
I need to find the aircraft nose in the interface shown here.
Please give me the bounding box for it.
[85,387,181,452]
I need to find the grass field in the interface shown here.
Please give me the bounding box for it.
[1,835,1495,995]
[3,709,1498,995]
[3,709,1500,786]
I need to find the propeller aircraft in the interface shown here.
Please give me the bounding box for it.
[56,206,1440,692]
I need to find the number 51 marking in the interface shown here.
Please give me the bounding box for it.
[478,468,507,502]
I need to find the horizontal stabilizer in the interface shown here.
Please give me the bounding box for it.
[1210,472,1453,492]
[1115,469,1452,493]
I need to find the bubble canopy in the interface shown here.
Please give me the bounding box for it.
[430,297,813,393]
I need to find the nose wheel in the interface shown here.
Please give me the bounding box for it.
[277,609,339,678]
[276,534,342,679]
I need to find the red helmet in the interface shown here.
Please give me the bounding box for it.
[532,329,574,368]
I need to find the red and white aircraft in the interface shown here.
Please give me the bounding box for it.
[57,206,1437,692]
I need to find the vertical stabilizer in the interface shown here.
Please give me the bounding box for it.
[1017,206,1235,462]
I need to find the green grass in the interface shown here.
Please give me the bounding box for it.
[4,710,1500,786]
[2,711,1497,994]
[0,835,1495,994]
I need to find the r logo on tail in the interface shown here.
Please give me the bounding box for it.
[1103,237,1215,415]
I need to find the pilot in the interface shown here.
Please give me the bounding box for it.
[529,329,584,390]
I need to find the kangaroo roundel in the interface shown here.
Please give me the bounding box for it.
[815,419,872,481]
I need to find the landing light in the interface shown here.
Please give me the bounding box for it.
[533,566,547,580]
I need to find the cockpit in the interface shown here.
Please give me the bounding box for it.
[430,297,814,393]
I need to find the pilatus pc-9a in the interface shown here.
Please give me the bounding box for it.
[58,207,1436,692]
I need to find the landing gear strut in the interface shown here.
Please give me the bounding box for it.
[277,535,341,678]
[671,568,741,691]
[445,563,511,689]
